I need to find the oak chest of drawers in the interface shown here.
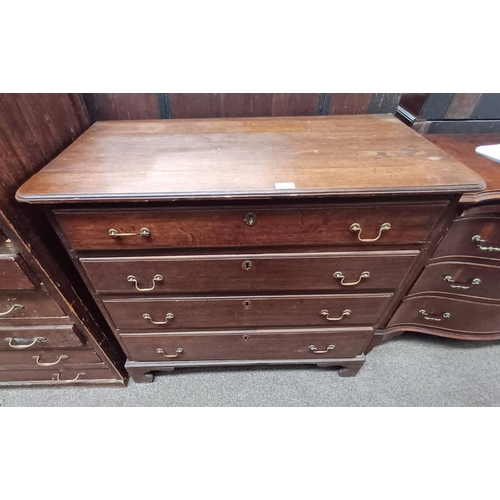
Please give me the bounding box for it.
[16,116,485,382]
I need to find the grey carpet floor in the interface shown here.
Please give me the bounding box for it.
[1,333,499,406]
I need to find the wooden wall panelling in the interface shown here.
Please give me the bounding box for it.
[444,93,483,119]
[470,94,500,119]
[328,93,372,114]
[82,93,161,121]
[419,93,455,120]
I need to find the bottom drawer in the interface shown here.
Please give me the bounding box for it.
[0,348,103,368]
[0,325,85,351]
[120,327,373,362]
[0,367,119,384]
[388,295,500,335]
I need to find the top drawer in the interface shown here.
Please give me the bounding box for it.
[0,254,35,290]
[54,202,447,251]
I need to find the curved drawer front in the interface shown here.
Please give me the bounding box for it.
[103,294,392,331]
[54,202,446,251]
[0,292,66,323]
[0,348,103,368]
[433,217,500,261]
[0,325,85,351]
[82,251,418,295]
[388,295,500,335]
[120,328,373,362]
[409,261,500,300]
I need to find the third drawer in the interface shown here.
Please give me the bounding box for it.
[102,294,392,331]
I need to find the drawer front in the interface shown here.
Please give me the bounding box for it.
[0,348,103,368]
[0,292,66,323]
[388,295,500,335]
[0,325,85,351]
[409,261,500,300]
[433,217,500,261]
[120,328,373,361]
[103,294,392,331]
[0,254,35,290]
[0,367,118,383]
[54,202,446,250]
[82,251,418,295]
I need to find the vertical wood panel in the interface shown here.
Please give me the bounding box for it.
[329,94,372,114]
[271,94,319,116]
[470,94,500,119]
[82,94,160,121]
[420,94,454,120]
[367,93,402,114]
[445,94,483,119]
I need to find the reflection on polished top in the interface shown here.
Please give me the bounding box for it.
[16,115,485,204]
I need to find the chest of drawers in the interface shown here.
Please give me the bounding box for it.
[16,116,485,382]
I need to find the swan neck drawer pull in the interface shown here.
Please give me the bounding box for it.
[5,336,46,349]
[32,354,69,366]
[309,344,335,354]
[156,347,183,358]
[443,275,481,289]
[350,222,391,242]
[108,227,151,238]
[0,304,23,317]
[320,309,351,321]
[419,309,451,321]
[52,372,86,382]
[143,312,174,325]
[127,274,163,291]
[471,235,500,252]
[333,271,370,286]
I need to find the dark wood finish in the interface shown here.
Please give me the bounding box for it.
[81,251,418,295]
[329,94,372,115]
[83,94,161,121]
[103,293,392,331]
[388,294,500,337]
[0,367,121,386]
[425,134,500,203]
[0,254,35,289]
[120,328,372,362]
[53,202,447,251]
[0,325,84,350]
[16,116,485,204]
[125,355,366,382]
[445,94,483,119]
[0,348,102,367]
[408,261,500,301]
[0,291,66,321]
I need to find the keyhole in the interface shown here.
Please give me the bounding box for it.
[243,300,251,308]
[242,335,249,341]
[242,259,252,271]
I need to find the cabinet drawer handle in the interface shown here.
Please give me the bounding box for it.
[350,222,391,242]
[320,309,351,321]
[127,274,163,291]
[5,336,45,349]
[419,309,451,321]
[108,227,151,238]
[309,344,335,354]
[443,275,481,289]
[471,235,500,252]
[52,372,86,382]
[0,304,23,317]
[156,347,183,358]
[333,271,370,286]
[243,212,257,226]
[32,354,69,366]
[143,312,174,325]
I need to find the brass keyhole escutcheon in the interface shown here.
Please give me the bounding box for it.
[244,212,257,226]
[242,260,253,271]
[243,300,251,308]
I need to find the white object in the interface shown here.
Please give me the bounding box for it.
[274,182,296,189]
[475,144,500,163]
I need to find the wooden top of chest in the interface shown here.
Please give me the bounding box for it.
[16,115,485,204]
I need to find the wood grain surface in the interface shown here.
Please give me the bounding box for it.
[16,115,485,204]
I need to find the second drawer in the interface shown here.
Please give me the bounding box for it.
[0,325,85,351]
[103,294,392,331]
[0,348,103,368]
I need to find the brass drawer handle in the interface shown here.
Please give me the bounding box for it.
[443,275,481,289]
[471,235,500,252]
[0,304,23,317]
[320,309,351,321]
[333,271,370,286]
[419,309,451,322]
[5,336,46,349]
[156,347,183,358]
[32,354,69,366]
[108,227,151,238]
[309,344,335,354]
[143,312,174,325]
[128,274,163,291]
[243,212,257,226]
[350,222,391,242]
[52,372,86,382]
